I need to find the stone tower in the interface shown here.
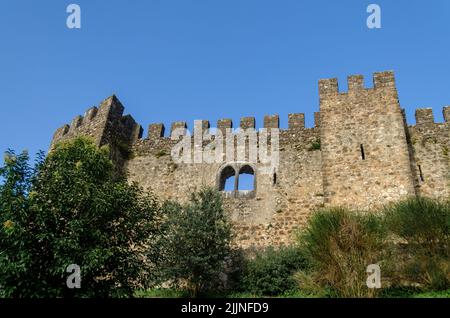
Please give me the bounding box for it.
[51,95,142,171]
[319,71,416,209]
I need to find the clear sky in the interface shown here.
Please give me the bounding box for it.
[1,0,449,160]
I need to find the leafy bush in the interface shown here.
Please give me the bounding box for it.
[239,246,309,296]
[155,187,233,297]
[296,208,386,298]
[0,137,161,297]
[384,197,450,290]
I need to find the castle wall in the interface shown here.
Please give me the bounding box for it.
[408,107,450,199]
[49,71,450,250]
[125,117,324,249]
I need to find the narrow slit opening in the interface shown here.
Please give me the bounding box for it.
[360,144,365,160]
[418,165,425,182]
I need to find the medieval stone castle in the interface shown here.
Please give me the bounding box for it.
[51,71,450,249]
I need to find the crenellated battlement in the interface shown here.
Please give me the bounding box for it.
[51,72,448,147]
[318,71,396,98]
[48,70,450,249]
[50,95,141,172]
[137,113,320,141]
[50,71,449,150]
[414,107,450,126]
[52,95,129,144]
[415,108,435,125]
[444,106,450,122]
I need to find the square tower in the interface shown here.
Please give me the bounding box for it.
[319,71,416,209]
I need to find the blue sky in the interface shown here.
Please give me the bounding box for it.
[0,0,449,161]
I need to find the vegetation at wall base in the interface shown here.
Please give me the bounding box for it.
[237,246,310,297]
[152,187,233,298]
[0,137,449,298]
[383,197,450,290]
[292,198,450,298]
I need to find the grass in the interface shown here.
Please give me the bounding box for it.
[134,288,450,298]
[296,208,386,298]
[226,290,319,298]
[412,289,450,298]
[135,288,322,298]
[380,287,450,298]
[134,288,189,298]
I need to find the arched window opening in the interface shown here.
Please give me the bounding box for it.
[224,175,235,191]
[238,165,255,191]
[219,166,236,191]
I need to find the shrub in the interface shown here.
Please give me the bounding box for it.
[154,150,167,158]
[296,208,386,298]
[239,246,309,296]
[0,138,161,297]
[384,197,450,290]
[155,187,233,297]
[308,138,321,151]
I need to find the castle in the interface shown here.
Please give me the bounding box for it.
[51,71,450,249]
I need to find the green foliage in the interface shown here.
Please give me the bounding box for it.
[380,287,450,298]
[296,208,386,298]
[383,197,450,290]
[134,288,189,298]
[0,137,161,297]
[384,197,449,250]
[113,139,133,160]
[155,187,233,297]
[154,150,168,158]
[443,146,449,157]
[308,138,321,151]
[239,246,309,296]
[411,289,450,298]
[0,150,42,298]
[294,198,450,297]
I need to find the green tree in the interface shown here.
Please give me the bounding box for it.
[0,137,161,297]
[0,150,41,297]
[156,188,233,297]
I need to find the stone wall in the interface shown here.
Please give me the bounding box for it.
[125,115,323,249]
[319,72,416,209]
[408,107,450,199]
[50,71,450,249]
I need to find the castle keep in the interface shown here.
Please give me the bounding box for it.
[51,71,450,249]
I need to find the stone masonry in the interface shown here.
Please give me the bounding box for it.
[50,71,450,249]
